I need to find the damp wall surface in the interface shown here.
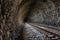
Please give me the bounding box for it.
[0,0,36,40]
[0,0,23,40]
[27,0,60,27]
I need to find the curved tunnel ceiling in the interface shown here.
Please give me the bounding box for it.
[18,0,36,24]
[3,0,59,26]
[18,0,60,27]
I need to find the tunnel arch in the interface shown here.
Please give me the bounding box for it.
[0,0,60,40]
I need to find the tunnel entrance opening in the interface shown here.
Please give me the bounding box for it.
[24,11,31,23]
[24,0,36,23]
[24,17,28,22]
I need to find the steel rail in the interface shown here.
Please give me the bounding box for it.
[27,23,60,39]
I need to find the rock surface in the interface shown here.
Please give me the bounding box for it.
[27,0,60,27]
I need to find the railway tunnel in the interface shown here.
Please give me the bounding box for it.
[0,0,60,40]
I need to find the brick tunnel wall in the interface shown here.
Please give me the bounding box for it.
[26,0,60,27]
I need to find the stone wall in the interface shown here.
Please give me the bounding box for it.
[27,0,60,27]
[0,0,36,40]
[0,0,22,40]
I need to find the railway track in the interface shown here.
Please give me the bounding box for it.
[27,23,60,31]
[27,23,60,40]
[34,23,60,31]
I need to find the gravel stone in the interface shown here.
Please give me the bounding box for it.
[23,23,49,40]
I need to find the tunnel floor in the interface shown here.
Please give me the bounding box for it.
[23,23,50,40]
